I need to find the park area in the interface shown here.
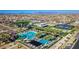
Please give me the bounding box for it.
[13,20,75,49]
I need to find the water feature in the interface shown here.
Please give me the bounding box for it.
[18,31,37,40]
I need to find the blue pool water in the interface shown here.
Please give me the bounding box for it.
[38,39,49,44]
[18,31,37,40]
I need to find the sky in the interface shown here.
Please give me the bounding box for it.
[0,10,79,14]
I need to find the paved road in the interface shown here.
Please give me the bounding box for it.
[73,33,79,49]
[73,40,79,49]
[50,31,78,49]
[50,34,71,49]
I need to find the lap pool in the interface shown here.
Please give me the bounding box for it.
[38,39,49,44]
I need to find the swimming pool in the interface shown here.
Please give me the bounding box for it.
[18,31,37,40]
[38,39,49,44]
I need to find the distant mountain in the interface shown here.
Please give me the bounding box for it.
[0,10,79,14]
